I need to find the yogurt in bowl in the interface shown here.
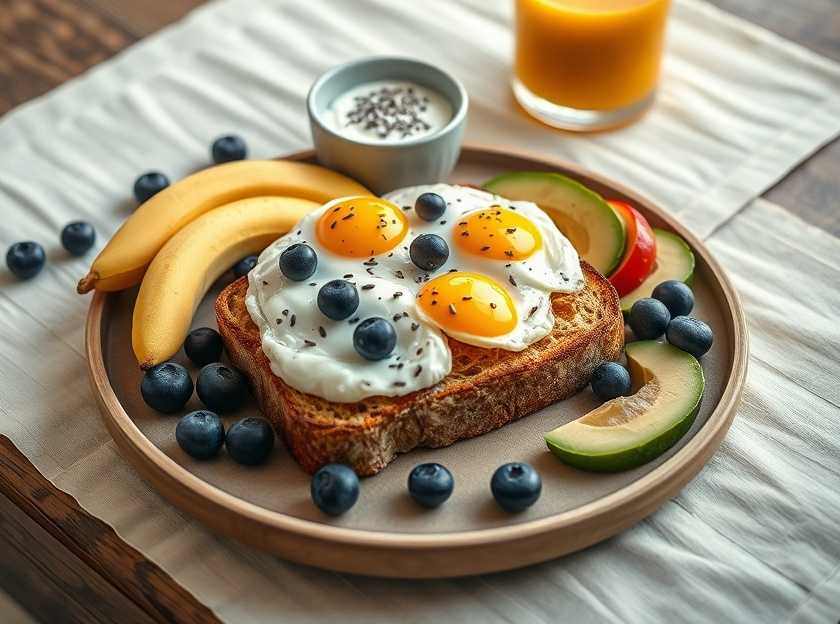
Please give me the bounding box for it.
[324,80,453,144]
[307,57,468,194]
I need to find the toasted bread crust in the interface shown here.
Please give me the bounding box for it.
[216,262,623,476]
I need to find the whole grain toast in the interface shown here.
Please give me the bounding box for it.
[216,261,623,476]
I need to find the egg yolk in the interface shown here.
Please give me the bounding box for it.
[316,197,408,257]
[417,272,517,337]
[455,206,541,261]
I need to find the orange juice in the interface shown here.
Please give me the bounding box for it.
[514,0,670,128]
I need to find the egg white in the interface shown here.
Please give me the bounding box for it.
[246,203,451,404]
[383,184,584,350]
[246,184,584,402]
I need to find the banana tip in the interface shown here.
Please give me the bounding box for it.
[77,272,97,294]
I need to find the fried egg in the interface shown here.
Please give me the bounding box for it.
[384,184,584,350]
[246,185,583,402]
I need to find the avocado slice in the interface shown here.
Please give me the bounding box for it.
[545,341,704,472]
[483,172,625,276]
[620,229,695,314]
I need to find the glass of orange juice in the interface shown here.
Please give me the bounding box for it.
[513,0,671,131]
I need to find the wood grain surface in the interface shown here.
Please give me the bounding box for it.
[0,0,837,620]
[0,436,219,623]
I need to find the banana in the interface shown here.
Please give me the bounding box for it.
[132,195,318,369]
[78,160,370,294]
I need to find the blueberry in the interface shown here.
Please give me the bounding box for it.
[652,280,694,317]
[279,243,317,281]
[6,242,46,280]
[317,279,359,321]
[140,362,193,414]
[667,316,714,358]
[212,135,247,164]
[225,417,275,466]
[61,221,96,256]
[311,464,359,516]
[628,298,671,340]
[196,363,247,413]
[353,317,397,361]
[408,463,454,508]
[415,192,447,222]
[232,255,258,278]
[133,171,170,204]
[176,410,225,460]
[409,233,449,272]
[590,362,631,401]
[184,327,224,367]
[491,462,542,512]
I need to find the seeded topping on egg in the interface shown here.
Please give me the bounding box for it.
[244,184,584,402]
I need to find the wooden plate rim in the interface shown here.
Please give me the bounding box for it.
[85,144,748,552]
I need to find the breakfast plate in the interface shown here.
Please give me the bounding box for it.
[86,145,747,578]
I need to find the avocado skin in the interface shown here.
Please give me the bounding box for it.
[545,403,700,472]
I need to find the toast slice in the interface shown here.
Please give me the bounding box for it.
[216,262,623,476]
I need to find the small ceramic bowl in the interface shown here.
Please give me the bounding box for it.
[307,57,468,195]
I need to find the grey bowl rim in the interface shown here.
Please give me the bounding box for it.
[306,56,469,150]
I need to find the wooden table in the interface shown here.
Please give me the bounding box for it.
[0,0,838,621]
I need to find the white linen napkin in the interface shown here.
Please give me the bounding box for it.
[1,0,839,621]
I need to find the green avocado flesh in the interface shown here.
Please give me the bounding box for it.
[545,341,705,472]
[483,171,625,276]
[620,229,695,314]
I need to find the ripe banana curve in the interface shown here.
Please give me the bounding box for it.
[132,195,319,369]
[78,160,370,294]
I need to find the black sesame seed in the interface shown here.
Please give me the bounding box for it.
[528,306,538,318]
[393,291,403,298]
[361,284,375,290]
[481,245,490,252]
[309,282,317,286]
[490,302,497,309]
[393,381,407,387]
[509,276,517,287]
[290,314,296,327]
[276,318,282,324]
[282,309,289,316]
[343,273,353,278]
[330,221,337,230]
[304,339,316,347]
[393,314,402,322]
[395,270,405,279]
[462,296,472,301]
[318,326,327,338]
[262,280,269,286]
[341,213,354,220]
[414,365,423,377]
[416,347,424,355]
[411,323,419,331]
[506,227,517,233]
[349,317,360,324]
